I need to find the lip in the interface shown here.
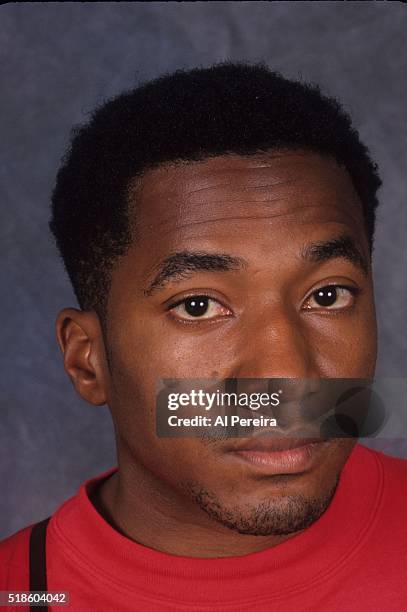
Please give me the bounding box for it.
[227,436,329,475]
[233,432,322,451]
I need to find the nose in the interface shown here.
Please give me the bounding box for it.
[232,308,322,422]
[234,308,319,381]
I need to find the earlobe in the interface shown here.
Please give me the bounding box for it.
[55,308,108,406]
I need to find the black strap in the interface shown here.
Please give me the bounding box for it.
[29,517,51,611]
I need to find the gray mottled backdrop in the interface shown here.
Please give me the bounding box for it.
[1,2,406,539]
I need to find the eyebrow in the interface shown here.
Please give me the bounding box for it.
[144,251,247,296]
[301,235,369,276]
[144,235,369,297]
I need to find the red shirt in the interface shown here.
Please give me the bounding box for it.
[1,444,407,611]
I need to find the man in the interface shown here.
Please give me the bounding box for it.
[1,62,406,610]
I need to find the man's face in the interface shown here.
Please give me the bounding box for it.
[102,151,377,535]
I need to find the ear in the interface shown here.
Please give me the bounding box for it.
[55,308,109,406]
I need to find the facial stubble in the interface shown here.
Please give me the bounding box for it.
[183,476,339,537]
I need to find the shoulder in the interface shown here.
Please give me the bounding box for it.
[359,444,407,517]
[352,446,407,576]
[0,467,116,589]
[0,523,33,589]
[364,444,407,480]
[375,447,407,491]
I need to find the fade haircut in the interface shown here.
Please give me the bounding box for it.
[49,61,382,320]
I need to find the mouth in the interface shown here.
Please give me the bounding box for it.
[226,433,330,475]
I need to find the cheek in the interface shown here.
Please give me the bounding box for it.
[105,318,237,481]
[106,328,225,487]
[307,298,377,377]
[114,317,238,380]
[106,318,231,442]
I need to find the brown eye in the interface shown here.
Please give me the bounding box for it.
[184,296,210,317]
[314,286,338,307]
[169,295,232,321]
[303,285,357,311]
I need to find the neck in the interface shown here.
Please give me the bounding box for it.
[91,461,297,558]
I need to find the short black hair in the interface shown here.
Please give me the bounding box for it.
[50,61,382,318]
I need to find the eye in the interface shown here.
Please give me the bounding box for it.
[169,295,233,322]
[302,285,358,311]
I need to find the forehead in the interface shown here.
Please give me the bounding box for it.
[126,152,367,261]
